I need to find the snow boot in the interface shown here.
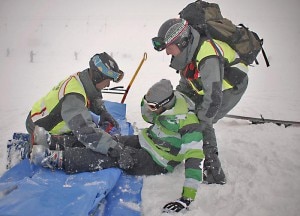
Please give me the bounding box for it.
[31,145,63,170]
[41,149,63,170]
[33,126,51,147]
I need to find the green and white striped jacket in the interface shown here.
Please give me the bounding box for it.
[138,91,204,200]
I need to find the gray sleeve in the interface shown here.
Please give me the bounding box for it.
[197,57,223,124]
[61,93,118,154]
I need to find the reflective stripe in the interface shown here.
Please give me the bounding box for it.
[58,76,72,99]
[209,40,224,56]
[31,105,48,122]
[31,100,49,122]
[188,80,204,95]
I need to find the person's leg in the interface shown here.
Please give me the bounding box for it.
[203,76,248,184]
[116,135,167,175]
[125,148,168,176]
[49,134,85,150]
[213,76,248,123]
[63,147,118,174]
[202,124,226,184]
[117,135,141,148]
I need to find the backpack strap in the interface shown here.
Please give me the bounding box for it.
[203,28,226,76]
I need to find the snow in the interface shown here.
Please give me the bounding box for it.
[1,0,300,215]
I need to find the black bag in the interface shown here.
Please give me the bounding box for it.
[179,0,269,67]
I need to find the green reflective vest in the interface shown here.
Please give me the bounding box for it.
[188,39,248,95]
[31,73,87,135]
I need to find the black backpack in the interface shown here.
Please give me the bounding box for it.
[179,0,270,67]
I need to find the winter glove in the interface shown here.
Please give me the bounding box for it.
[203,154,226,184]
[108,143,136,170]
[99,110,119,129]
[162,197,192,213]
[101,121,121,136]
[91,98,120,129]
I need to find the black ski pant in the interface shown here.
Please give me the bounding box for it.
[203,76,248,155]
[64,135,167,176]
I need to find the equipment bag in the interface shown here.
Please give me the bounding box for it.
[179,0,270,67]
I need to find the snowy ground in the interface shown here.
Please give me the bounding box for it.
[1,0,300,215]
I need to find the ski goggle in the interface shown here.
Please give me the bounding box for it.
[144,93,174,111]
[152,37,166,51]
[92,55,124,83]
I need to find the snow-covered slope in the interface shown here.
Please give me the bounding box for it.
[1,0,300,215]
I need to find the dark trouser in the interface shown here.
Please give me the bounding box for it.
[118,135,167,176]
[64,135,167,176]
[203,76,248,156]
[63,147,118,174]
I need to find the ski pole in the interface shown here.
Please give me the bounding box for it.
[121,52,147,104]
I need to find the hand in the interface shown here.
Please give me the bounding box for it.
[91,98,120,129]
[100,121,121,135]
[162,197,192,213]
[108,143,137,170]
[99,110,119,129]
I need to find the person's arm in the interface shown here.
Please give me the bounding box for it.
[163,123,204,213]
[90,97,119,129]
[180,123,204,200]
[61,93,118,154]
[196,57,223,126]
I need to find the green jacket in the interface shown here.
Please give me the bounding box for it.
[138,91,204,200]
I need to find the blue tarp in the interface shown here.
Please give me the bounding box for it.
[0,101,142,216]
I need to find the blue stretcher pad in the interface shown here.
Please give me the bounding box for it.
[0,101,142,216]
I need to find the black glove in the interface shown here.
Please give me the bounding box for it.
[108,143,136,170]
[162,197,192,213]
[91,98,119,129]
[99,110,119,129]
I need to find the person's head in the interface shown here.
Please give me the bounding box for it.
[152,18,191,56]
[89,52,124,90]
[144,79,176,113]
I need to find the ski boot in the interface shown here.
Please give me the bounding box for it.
[31,145,63,170]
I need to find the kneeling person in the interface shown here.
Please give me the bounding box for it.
[31,79,205,213]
